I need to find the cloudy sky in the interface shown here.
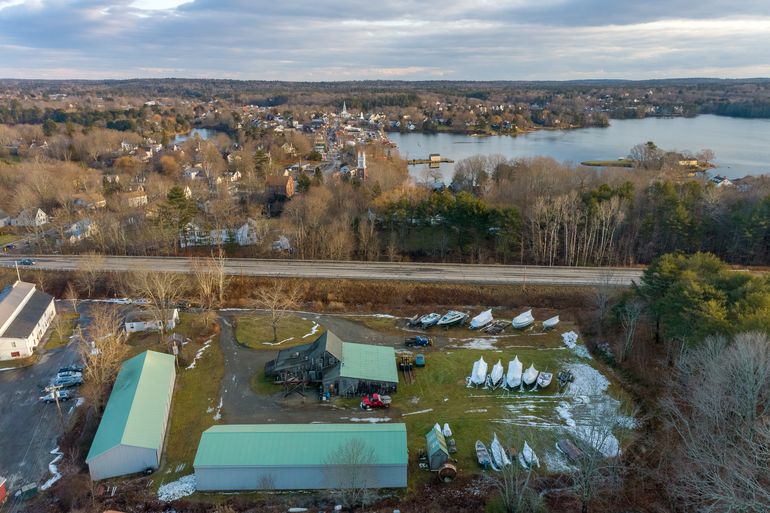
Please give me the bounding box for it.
[1,0,769,80]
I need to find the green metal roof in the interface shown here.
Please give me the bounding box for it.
[425,425,448,458]
[194,424,408,468]
[86,350,176,462]
[339,342,398,383]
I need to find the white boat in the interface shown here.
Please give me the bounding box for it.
[522,364,539,386]
[490,433,512,468]
[536,370,553,389]
[542,315,560,330]
[419,312,441,328]
[437,310,467,327]
[469,309,493,329]
[506,356,523,388]
[443,423,452,437]
[470,357,488,386]
[519,441,540,469]
[512,309,535,329]
[488,360,504,388]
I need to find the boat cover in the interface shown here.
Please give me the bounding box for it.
[470,309,493,329]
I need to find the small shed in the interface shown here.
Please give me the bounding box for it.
[425,425,449,470]
[194,423,408,491]
[86,351,176,480]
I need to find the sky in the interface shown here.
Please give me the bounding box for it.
[1,0,769,80]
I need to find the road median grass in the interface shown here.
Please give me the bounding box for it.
[45,312,79,350]
[235,313,325,349]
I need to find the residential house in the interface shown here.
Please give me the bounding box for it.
[123,308,180,333]
[118,188,148,208]
[0,209,9,228]
[73,193,107,210]
[65,219,97,244]
[184,167,204,180]
[0,281,56,360]
[710,175,734,188]
[11,208,49,227]
[265,175,295,199]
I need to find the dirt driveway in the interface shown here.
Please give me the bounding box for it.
[217,311,407,425]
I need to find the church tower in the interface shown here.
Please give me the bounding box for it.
[356,151,367,180]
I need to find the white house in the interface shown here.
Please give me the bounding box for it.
[11,208,49,227]
[710,175,734,188]
[0,209,9,228]
[65,219,97,244]
[0,281,56,360]
[124,308,180,333]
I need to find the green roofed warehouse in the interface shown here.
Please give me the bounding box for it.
[86,350,176,480]
[194,424,408,490]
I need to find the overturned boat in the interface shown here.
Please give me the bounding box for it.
[490,432,512,468]
[506,356,523,389]
[476,440,492,469]
[470,309,493,330]
[512,309,535,329]
[542,315,560,330]
[519,440,540,469]
[522,363,539,386]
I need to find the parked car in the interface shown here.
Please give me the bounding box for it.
[18,258,35,265]
[360,393,392,410]
[40,389,72,403]
[56,370,82,380]
[50,374,83,388]
[415,354,426,367]
[405,336,432,347]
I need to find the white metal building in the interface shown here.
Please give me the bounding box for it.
[0,281,56,360]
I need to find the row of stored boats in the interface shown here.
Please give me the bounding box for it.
[476,433,540,471]
[467,356,553,390]
[415,309,560,331]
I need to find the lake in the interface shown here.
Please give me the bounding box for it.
[174,128,216,144]
[388,115,770,181]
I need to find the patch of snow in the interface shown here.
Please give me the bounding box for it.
[455,338,497,350]
[212,397,223,421]
[158,474,196,502]
[349,417,391,423]
[565,363,610,396]
[372,314,396,318]
[262,337,295,346]
[67,397,85,414]
[465,408,488,413]
[187,337,213,369]
[543,449,575,473]
[409,396,420,405]
[40,446,63,490]
[302,322,321,338]
[562,331,592,359]
[402,408,434,416]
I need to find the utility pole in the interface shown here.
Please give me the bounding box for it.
[50,385,65,430]
[14,260,20,282]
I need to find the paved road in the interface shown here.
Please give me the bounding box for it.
[0,256,644,286]
[0,304,82,495]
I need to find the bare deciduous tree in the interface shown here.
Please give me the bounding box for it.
[191,250,229,324]
[324,438,377,511]
[485,432,545,513]
[76,253,105,298]
[128,268,188,340]
[618,298,644,362]
[253,280,304,342]
[663,332,770,513]
[78,305,128,411]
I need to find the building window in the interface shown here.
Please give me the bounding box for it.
[11,341,16,348]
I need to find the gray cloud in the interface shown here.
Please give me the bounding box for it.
[0,0,768,79]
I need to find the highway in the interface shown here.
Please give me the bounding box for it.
[0,255,644,286]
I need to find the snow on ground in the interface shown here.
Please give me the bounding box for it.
[302,322,321,339]
[349,417,392,423]
[40,447,63,490]
[543,449,575,473]
[565,362,610,396]
[158,474,197,502]
[561,331,592,358]
[372,313,396,318]
[212,397,223,421]
[402,408,434,416]
[454,338,497,350]
[262,337,294,346]
[465,408,488,413]
[67,397,85,414]
[187,337,213,369]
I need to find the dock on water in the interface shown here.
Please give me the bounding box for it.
[407,153,454,167]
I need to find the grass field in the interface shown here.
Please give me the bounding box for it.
[235,313,325,349]
[154,314,224,488]
[45,312,79,350]
[0,234,17,245]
